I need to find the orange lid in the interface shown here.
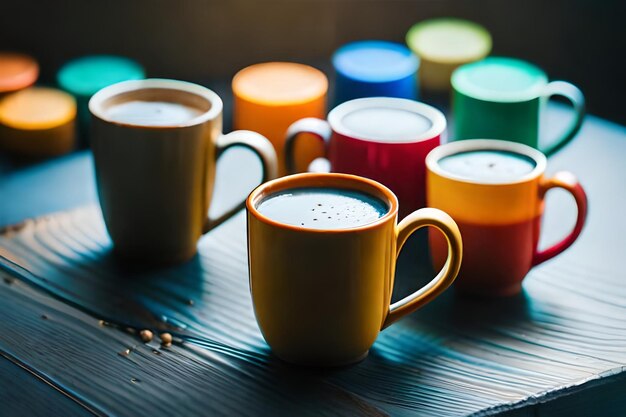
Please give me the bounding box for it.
[232,62,328,106]
[0,87,76,130]
[0,52,39,93]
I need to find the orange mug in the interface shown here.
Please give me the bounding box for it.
[426,139,588,296]
[247,173,463,366]
[232,62,328,176]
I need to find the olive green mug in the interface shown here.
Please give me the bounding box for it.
[90,79,277,263]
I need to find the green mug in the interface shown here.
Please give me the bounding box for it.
[451,57,585,156]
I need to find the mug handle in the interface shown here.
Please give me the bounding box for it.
[203,130,278,232]
[284,118,332,174]
[540,81,585,156]
[382,208,463,329]
[532,171,588,266]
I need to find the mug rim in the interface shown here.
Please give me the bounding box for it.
[246,172,398,234]
[426,139,547,185]
[88,78,223,129]
[327,97,446,144]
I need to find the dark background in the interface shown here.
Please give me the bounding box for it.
[1,0,624,123]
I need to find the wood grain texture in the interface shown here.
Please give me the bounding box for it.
[494,372,626,417]
[0,110,625,416]
[0,275,390,417]
[0,199,625,416]
[0,353,93,417]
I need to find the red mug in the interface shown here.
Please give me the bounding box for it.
[284,97,446,217]
[426,140,588,296]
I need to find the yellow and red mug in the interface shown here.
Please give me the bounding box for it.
[247,173,463,366]
[426,139,588,296]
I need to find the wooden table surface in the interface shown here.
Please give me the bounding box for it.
[0,99,625,417]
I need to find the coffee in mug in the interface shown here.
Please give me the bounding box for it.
[104,100,203,125]
[257,187,388,229]
[339,106,433,141]
[437,150,536,182]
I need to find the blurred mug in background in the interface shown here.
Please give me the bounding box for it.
[406,18,492,94]
[232,62,327,176]
[451,57,585,156]
[332,40,419,106]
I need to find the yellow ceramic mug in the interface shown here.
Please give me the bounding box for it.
[90,79,278,263]
[247,173,463,366]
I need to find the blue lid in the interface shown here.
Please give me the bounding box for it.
[332,41,419,83]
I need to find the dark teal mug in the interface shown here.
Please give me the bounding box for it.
[451,57,585,156]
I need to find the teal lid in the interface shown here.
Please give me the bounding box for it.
[57,55,145,97]
[452,57,548,102]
